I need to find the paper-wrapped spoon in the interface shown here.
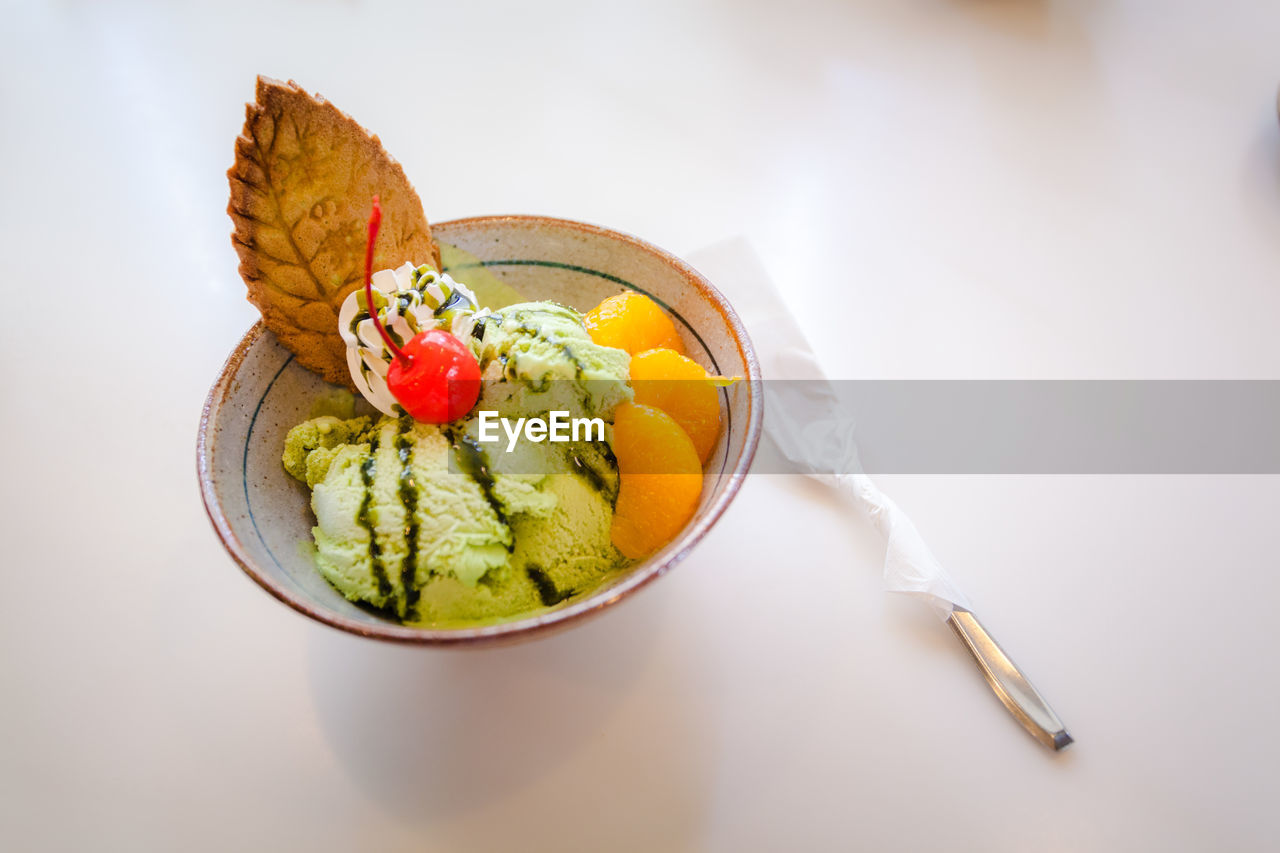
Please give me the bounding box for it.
[689,239,1073,752]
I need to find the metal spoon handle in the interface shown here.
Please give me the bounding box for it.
[946,607,1073,751]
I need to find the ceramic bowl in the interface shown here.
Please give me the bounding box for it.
[198,216,762,645]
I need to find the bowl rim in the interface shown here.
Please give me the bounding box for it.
[197,214,763,646]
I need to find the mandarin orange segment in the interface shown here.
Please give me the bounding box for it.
[629,348,722,464]
[609,402,703,559]
[583,292,686,356]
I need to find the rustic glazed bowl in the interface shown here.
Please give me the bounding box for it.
[198,216,762,645]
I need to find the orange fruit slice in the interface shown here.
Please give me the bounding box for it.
[629,348,722,464]
[609,402,702,559]
[583,292,685,356]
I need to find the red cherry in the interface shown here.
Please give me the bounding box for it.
[386,329,482,423]
[361,195,481,423]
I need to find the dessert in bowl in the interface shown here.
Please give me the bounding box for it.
[197,78,760,644]
[198,214,762,645]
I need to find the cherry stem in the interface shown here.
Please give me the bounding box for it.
[364,195,409,365]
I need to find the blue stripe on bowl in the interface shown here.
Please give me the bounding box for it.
[244,353,296,581]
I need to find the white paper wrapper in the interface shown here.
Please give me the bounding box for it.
[686,239,971,619]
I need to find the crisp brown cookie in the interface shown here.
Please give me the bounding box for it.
[228,76,440,388]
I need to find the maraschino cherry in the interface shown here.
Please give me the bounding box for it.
[363,196,481,423]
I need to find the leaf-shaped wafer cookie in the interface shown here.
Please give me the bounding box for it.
[227,76,440,388]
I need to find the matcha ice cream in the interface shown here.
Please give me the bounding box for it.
[284,289,636,627]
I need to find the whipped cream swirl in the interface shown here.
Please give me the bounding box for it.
[337,262,489,416]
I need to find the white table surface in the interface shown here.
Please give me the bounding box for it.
[4,1,1279,850]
